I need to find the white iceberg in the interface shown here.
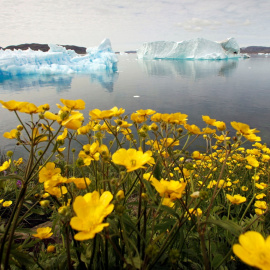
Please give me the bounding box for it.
[137,37,246,60]
[0,39,118,76]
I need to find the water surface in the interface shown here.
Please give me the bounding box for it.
[0,54,270,153]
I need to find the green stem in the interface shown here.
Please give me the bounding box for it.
[89,237,97,269]
[64,225,72,270]
[137,183,142,255]
[3,186,27,269]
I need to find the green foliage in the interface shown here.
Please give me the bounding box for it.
[0,100,269,269]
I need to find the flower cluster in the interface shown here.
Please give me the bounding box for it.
[1,98,270,269]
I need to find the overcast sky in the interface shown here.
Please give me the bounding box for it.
[1,0,269,51]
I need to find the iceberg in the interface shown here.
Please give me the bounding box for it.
[137,37,246,60]
[0,39,118,76]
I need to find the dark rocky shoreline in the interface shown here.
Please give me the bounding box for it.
[0,43,87,54]
[0,43,269,54]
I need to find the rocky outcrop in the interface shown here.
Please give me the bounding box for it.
[2,43,87,54]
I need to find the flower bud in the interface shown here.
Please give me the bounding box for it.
[17,125,23,131]
[58,206,69,216]
[6,151,13,157]
[116,190,125,201]
[76,158,85,167]
[34,193,41,199]
[190,191,200,198]
[141,193,148,201]
[43,104,50,111]
[115,205,125,215]
[47,245,56,253]
[177,128,183,134]
[199,191,209,200]
[39,200,50,208]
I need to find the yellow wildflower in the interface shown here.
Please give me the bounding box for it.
[256,194,266,200]
[255,208,266,216]
[150,113,161,122]
[226,194,246,204]
[162,197,175,208]
[70,191,114,241]
[233,231,270,270]
[44,109,84,130]
[32,227,53,239]
[192,151,203,160]
[112,148,153,172]
[0,100,28,111]
[246,156,259,167]
[0,160,11,172]
[245,133,261,142]
[130,113,146,123]
[189,208,202,217]
[2,201,12,207]
[202,127,216,134]
[151,178,186,200]
[214,121,226,131]
[167,112,188,125]
[160,138,179,148]
[3,129,19,139]
[39,162,61,183]
[202,115,216,125]
[18,102,49,114]
[57,128,68,141]
[70,177,91,189]
[231,121,259,135]
[136,109,156,116]
[60,99,85,110]
[254,201,267,210]
[44,185,67,198]
[89,108,114,120]
[78,142,100,166]
[184,124,203,134]
[110,106,125,116]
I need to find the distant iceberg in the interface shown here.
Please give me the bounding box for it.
[0,39,118,76]
[137,37,248,60]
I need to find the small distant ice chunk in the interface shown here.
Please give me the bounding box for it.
[0,38,118,77]
[133,95,140,98]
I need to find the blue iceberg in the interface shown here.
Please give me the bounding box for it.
[137,37,248,60]
[0,39,118,76]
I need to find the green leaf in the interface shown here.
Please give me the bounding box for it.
[0,174,24,181]
[149,204,180,220]
[125,256,142,269]
[212,253,224,269]
[203,219,242,237]
[142,179,156,203]
[154,220,176,232]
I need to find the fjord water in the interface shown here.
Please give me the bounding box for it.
[0,54,270,152]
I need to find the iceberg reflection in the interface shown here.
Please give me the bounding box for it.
[0,70,119,93]
[138,59,239,80]
[0,75,73,93]
[90,71,119,92]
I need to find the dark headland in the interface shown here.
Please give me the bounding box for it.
[0,43,270,54]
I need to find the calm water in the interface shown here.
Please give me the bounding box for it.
[1,54,270,153]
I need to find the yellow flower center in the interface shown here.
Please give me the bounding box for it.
[130,160,136,166]
[258,251,267,263]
